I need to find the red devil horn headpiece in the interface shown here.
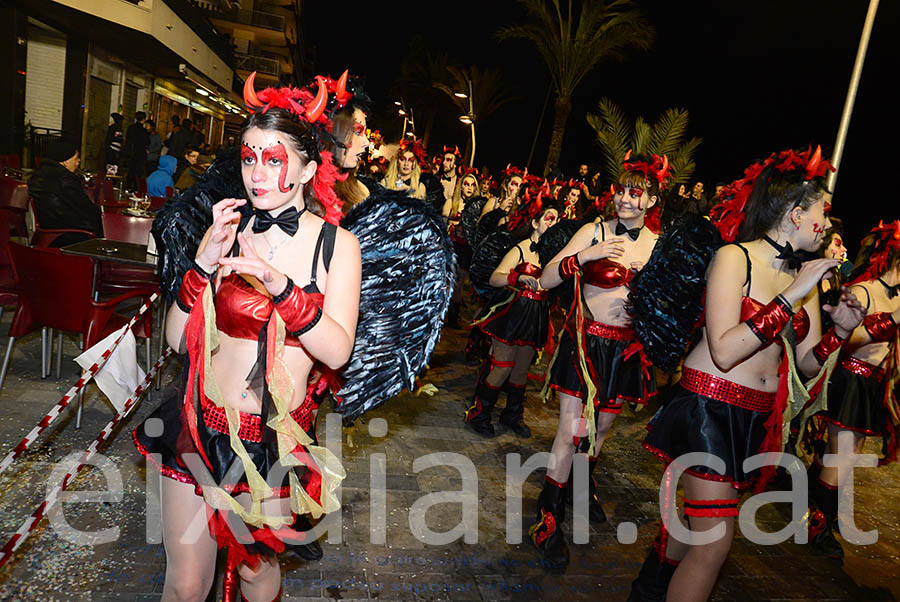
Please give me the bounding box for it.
[658,155,669,180]
[805,145,822,180]
[306,76,328,122]
[623,149,632,161]
[334,70,352,106]
[243,72,263,109]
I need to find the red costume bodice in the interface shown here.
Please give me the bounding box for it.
[215,273,324,347]
[512,262,542,279]
[582,258,631,289]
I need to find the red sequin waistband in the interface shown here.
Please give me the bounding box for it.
[585,320,634,341]
[840,356,885,382]
[202,394,315,443]
[680,367,776,413]
[517,288,548,300]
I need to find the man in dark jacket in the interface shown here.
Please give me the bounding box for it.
[165,117,193,161]
[28,141,103,247]
[104,113,124,172]
[123,111,150,191]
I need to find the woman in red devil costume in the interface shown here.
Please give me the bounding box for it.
[527,154,666,569]
[628,147,865,602]
[805,220,900,559]
[134,72,362,602]
[464,194,559,438]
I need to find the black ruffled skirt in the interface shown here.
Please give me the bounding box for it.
[547,320,656,412]
[643,369,773,490]
[479,289,550,349]
[818,356,887,436]
[133,377,319,498]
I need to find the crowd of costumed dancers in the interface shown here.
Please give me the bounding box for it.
[138,66,898,602]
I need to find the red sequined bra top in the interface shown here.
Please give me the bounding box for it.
[581,220,632,289]
[215,274,324,347]
[215,222,336,348]
[512,261,542,279]
[732,243,810,344]
[582,258,631,289]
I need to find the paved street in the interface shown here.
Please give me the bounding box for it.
[0,311,898,601]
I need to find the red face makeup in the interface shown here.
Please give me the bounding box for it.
[242,142,295,194]
[353,123,366,135]
[813,222,826,235]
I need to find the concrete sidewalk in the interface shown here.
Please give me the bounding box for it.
[0,314,898,601]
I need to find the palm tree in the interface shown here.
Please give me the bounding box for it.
[586,97,702,187]
[433,65,518,165]
[497,0,654,174]
[391,37,455,149]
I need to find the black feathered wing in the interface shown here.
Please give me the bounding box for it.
[469,228,517,300]
[628,213,723,372]
[151,147,245,303]
[335,185,456,423]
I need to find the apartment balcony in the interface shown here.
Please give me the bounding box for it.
[234,53,281,77]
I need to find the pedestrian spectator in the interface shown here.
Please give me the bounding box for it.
[28,141,103,246]
[163,115,181,151]
[146,155,177,198]
[123,111,150,190]
[166,117,193,161]
[104,112,124,174]
[145,119,161,175]
[174,145,203,189]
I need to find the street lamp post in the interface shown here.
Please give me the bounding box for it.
[456,78,476,168]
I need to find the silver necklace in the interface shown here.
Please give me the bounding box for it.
[263,213,304,261]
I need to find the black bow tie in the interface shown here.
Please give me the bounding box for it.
[762,235,817,270]
[615,221,642,241]
[530,240,539,253]
[252,207,305,236]
[879,278,900,299]
[441,174,454,182]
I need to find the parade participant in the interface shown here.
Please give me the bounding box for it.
[559,184,582,220]
[528,154,666,569]
[438,145,461,203]
[444,172,480,229]
[384,139,427,199]
[136,72,361,602]
[465,196,559,438]
[806,220,900,559]
[479,176,495,201]
[480,171,523,218]
[627,146,865,602]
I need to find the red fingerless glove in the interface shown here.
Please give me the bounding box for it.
[744,294,793,344]
[274,278,322,336]
[507,271,521,287]
[176,263,214,312]
[558,254,581,280]
[862,312,897,342]
[813,327,845,364]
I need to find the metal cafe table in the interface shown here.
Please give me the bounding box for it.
[59,238,165,387]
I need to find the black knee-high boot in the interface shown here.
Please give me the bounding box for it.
[464,378,500,437]
[627,527,679,602]
[499,382,531,437]
[808,472,843,559]
[567,457,607,524]
[529,476,569,570]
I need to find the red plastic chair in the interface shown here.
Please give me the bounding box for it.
[102,212,154,245]
[1,243,155,423]
[0,176,28,238]
[97,212,159,296]
[148,196,168,210]
[29,197,96,248]
[165,186,174,198]
[0,155,22,170]
[95,178,128,209]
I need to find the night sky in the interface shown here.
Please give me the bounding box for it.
[306,0,898,253]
